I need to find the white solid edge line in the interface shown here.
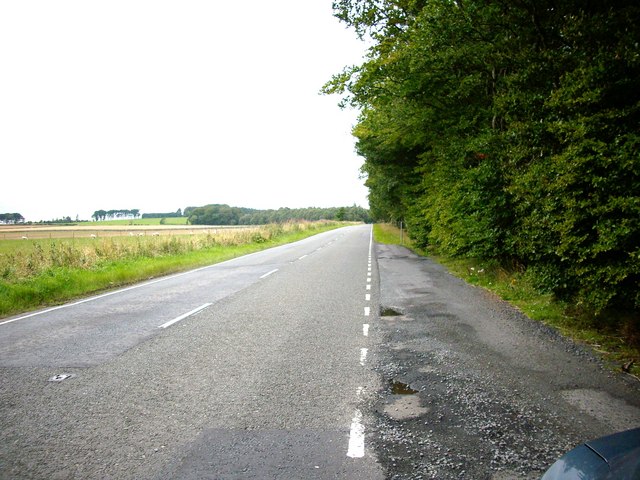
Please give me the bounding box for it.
[259,268,279,279]
[347,410,366,458]
[158,303,212,329]
[1,248,272,327]
[1,227,352,328]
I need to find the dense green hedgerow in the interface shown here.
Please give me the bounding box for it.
[327,1,640,334]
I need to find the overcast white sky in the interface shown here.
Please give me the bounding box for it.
[0,1,368,222]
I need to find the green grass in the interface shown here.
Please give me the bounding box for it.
[373,223,640,377]
[0,222,342,318]
[373,223,424,253]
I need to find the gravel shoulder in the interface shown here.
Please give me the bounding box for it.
[368,244,640,479]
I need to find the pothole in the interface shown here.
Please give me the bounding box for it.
[391,380,419,395]
[380,306,403,317]
[383,380,428,420]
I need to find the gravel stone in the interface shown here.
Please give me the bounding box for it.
[369,244,640,479]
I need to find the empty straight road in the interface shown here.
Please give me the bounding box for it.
[4,224,640,479]
[0,225,384,479]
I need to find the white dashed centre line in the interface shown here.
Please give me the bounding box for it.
[347,410,365,458]
[158,303,212,329]
[346,225,375,459]
[360,348,368,365]
[259,269,279,279]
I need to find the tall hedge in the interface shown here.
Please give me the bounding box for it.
[325,0,640,314]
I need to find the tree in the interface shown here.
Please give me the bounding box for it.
[187,204,371,225]
[326,0,640,317]
[0,213,25,224]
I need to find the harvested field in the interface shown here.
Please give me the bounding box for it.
[0,221,340,317]
[0,224,247,240]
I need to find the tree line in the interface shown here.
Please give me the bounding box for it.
[187,204,371,225]
[325,1,639,319]
[92,209,141,221]
[141,209,183,219]
[0,213,25,224]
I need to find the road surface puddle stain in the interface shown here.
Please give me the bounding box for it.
[383,380,428,420]
[380,306,403,317]
[391,380,418,395]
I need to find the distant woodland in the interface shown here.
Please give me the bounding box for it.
[325,2,639,319]
[186,204,371,225]
[88,205,370,224]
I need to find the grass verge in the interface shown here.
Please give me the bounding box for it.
[373,223,640,377]
[0,222,343,318]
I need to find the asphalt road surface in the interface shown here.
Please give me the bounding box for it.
[0,225,382,479]
[2,225,640,479]
[370,243,640,479]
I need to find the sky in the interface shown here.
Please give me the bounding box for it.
[0,1,369,222]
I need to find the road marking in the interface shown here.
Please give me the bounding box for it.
[364,307,370,316]
[298,255,308,260]
[259,269,279,279]
[363,324,369,336]
[366,284,371,290]
[158,303,212,329]
[0,248,271,327]
[365,294,371,301]
[360,348,368,365]
[367,277,371,283]
[347,410,365,458]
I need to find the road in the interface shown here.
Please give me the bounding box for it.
[369,243,640,479]
[2,225,640,479]
[0,225,383,479]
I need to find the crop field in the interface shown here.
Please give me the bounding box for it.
[0,222,234,241]
[0,221,340,317]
